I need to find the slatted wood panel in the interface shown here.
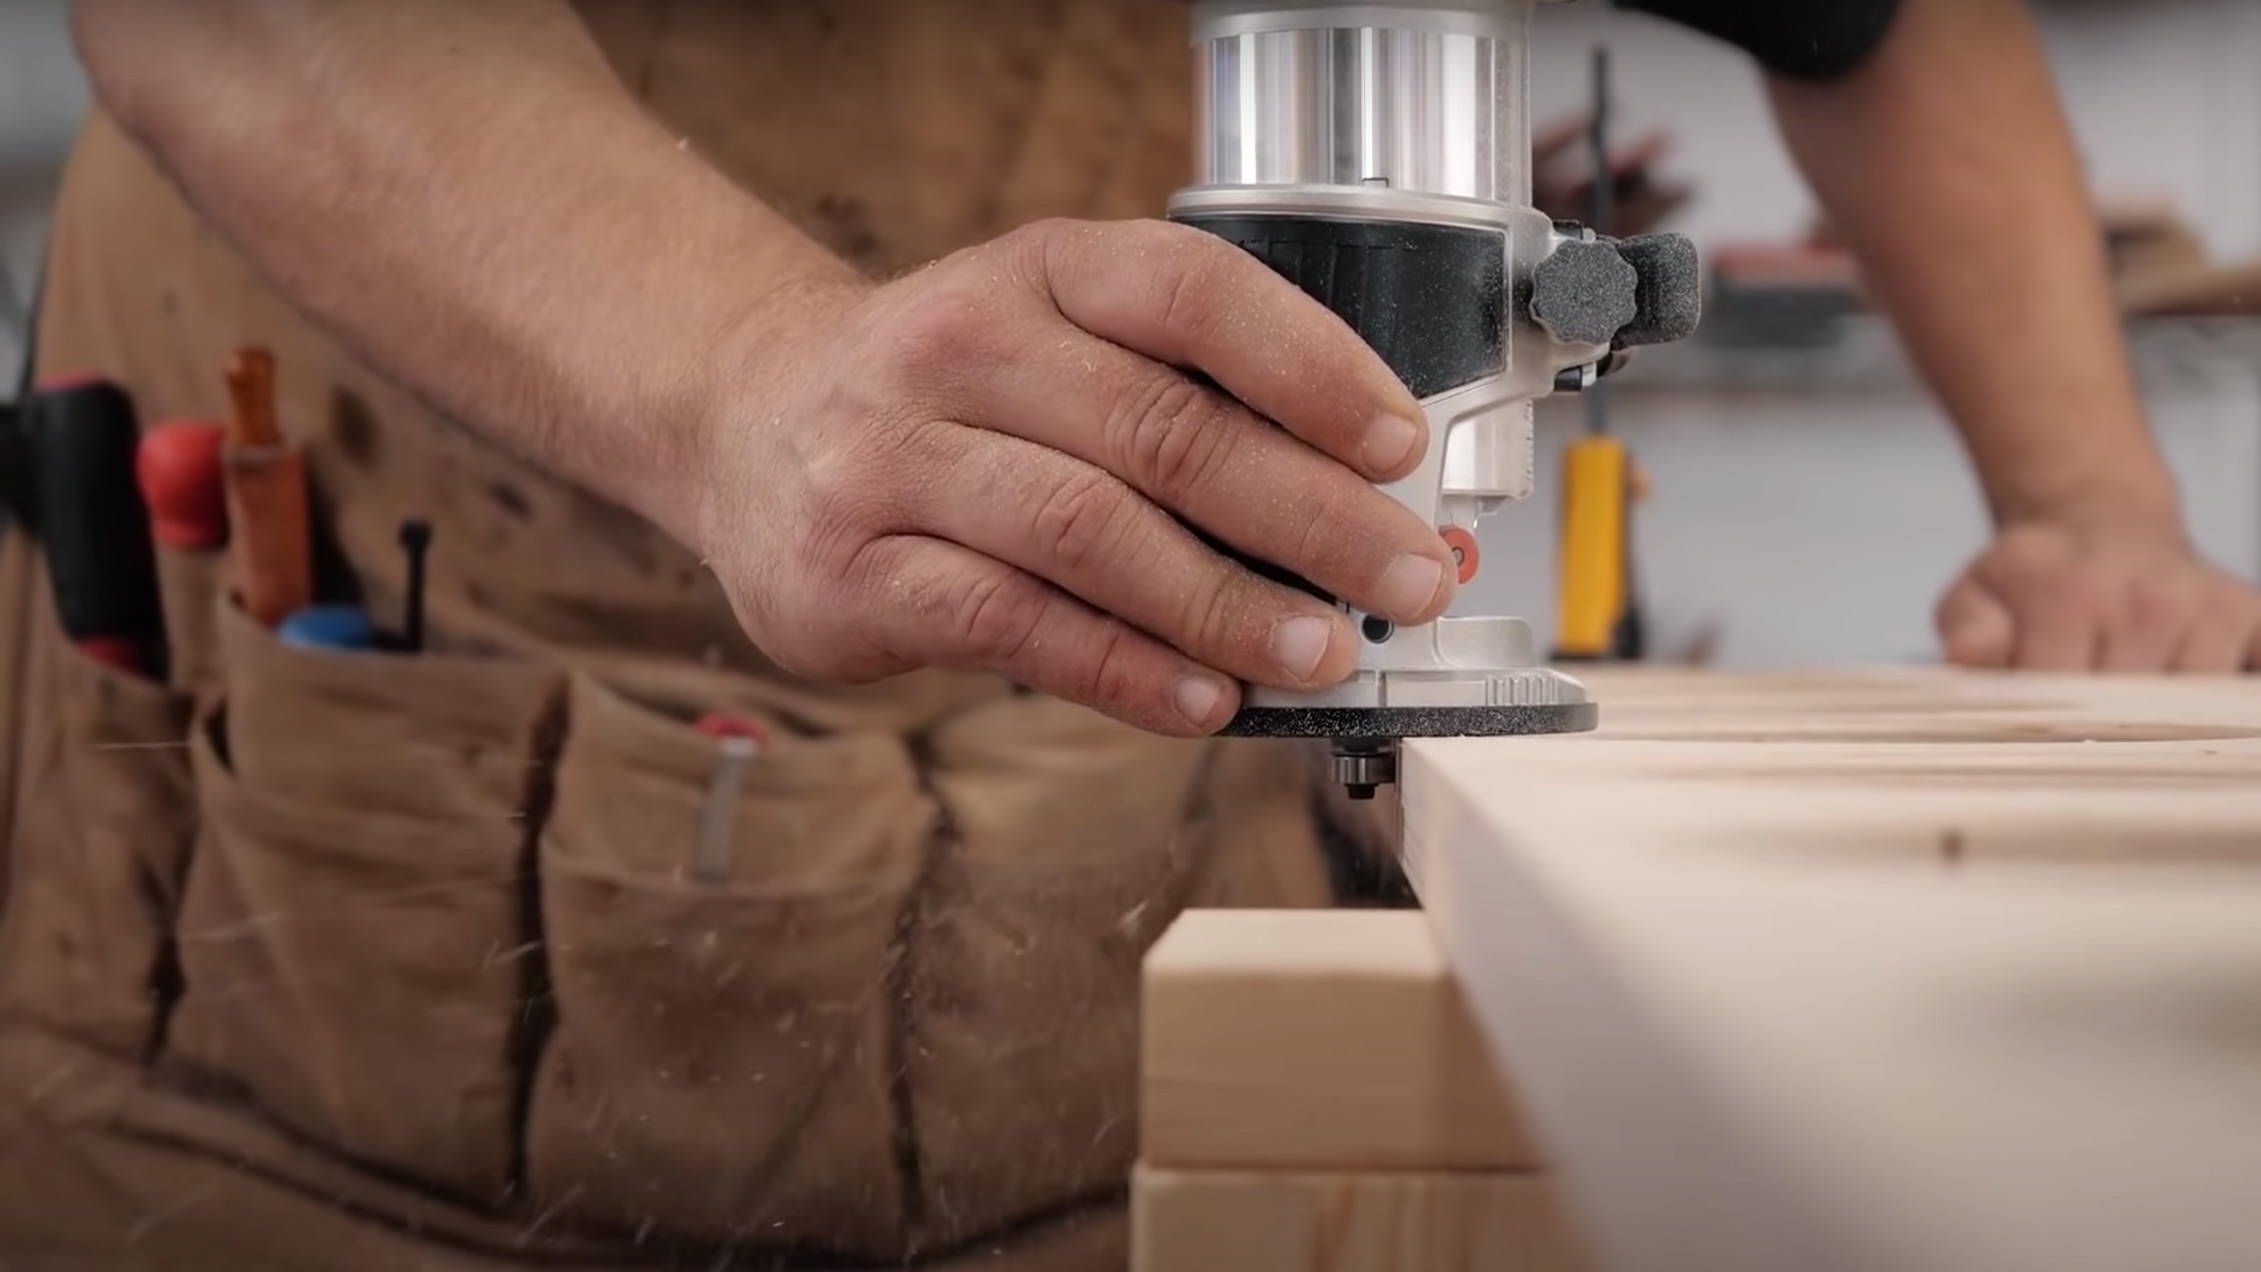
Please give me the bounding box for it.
[1402,667,2261,1272]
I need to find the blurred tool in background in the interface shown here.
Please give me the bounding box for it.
[396,518,430,653]
[1554,47,1647,664]
[221,346,311,627]
[1701,240,1865,351]
[1530,111,1689,237]
[22,376,165,676]
[137,419,228,550]
[1707,194,2261,355]
[692,710,768,883]
[278,603,377,651]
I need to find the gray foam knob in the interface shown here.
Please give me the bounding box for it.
[1530,239,1640,348]
[1614,233,1703,347]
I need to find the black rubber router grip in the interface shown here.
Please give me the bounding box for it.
[1173,214,1506,400]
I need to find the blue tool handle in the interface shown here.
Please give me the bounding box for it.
[277,604,377,651]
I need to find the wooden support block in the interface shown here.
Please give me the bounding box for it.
[1400,667,2261,1272]
[1142,910,1531,1170]
[1131,1165,1588,1272]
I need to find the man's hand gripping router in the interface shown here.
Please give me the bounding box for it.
[694,219,1463,733]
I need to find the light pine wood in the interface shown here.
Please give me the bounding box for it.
[1142,910,1533,1171]
[1402,666,2261,1272]
[1131,1166,1589,1272]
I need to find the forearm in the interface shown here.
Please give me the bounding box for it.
[1768,0,2181,535]
[72,0,859,544]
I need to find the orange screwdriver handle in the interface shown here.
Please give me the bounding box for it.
[221,347,311,627]
[223,444,312,627]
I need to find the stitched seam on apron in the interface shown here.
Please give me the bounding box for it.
[502,679,572,1202]
[83,1116,628,1265]
[88,1112,1129,1267]
[882,730,958,1239]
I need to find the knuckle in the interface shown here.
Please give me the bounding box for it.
[1286,497,1339,583]
[1074,618,1141,708]
[794,449,894,580]
[1991,527,2071,578]
[2066,570,2119,616]
[1007,216,1083,255]
[1030,468,1135,577]
[763,600,890,687]
[880,276,1000,378]
[1110,374,1240,501]
[998,217,1085,290]
[1139,216,1233,266]
[2129,573,2198,624]
[1155,239,1229,342]
[1179,568,1247,661]
[945,568,1048,666]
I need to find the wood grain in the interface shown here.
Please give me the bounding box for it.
[1141,910,1532,1171]
[1131,1166,1589,1272]
[1401,667,2261,1272]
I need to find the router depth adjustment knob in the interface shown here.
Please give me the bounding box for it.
[1531,231,1705,351]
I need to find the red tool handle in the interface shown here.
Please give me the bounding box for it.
[138,420,229,549]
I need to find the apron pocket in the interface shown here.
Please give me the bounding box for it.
[164,603,564,1204]
[525,673,932,1257]
[154,542,226,704]
[0,624,196,1058]
[217,599,554,821]
[902,694,1217,1246]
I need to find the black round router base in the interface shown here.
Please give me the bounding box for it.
[1219,702,1599,741]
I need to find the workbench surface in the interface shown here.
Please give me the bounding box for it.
[1401,667,2261,1272]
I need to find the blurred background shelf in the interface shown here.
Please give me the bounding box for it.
[1613,315,2261,394]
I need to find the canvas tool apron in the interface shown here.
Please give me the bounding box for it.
[0,3,1373,1267]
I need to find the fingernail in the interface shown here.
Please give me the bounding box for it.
[1270,614,1337,681]
[1362,413,1422,475]
[1174,674,1229,728]
[1377,553,1449,619]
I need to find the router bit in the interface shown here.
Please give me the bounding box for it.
[1170,0,1702,796]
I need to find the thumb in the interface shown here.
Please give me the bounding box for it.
[1936,576,2015,668]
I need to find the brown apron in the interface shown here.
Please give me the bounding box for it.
[0,4,1374,1267]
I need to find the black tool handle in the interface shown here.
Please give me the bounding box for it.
[28,380,167,676]
[397,519,431,653]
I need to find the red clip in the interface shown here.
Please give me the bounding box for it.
[694,713,770,745]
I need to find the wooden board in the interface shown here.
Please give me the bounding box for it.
[1142,909,1532,1171]
[1131,1166,1588,1272]
[1400,667,2261,1272]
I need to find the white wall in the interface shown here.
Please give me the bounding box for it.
[1478,0,2261,667]
[1468,329,2261,666]
[0,0,86,393]
[1532,0,2261,260]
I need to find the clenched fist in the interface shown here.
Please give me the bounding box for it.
[1936,517,2261,672]
[692,219,1461,734]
